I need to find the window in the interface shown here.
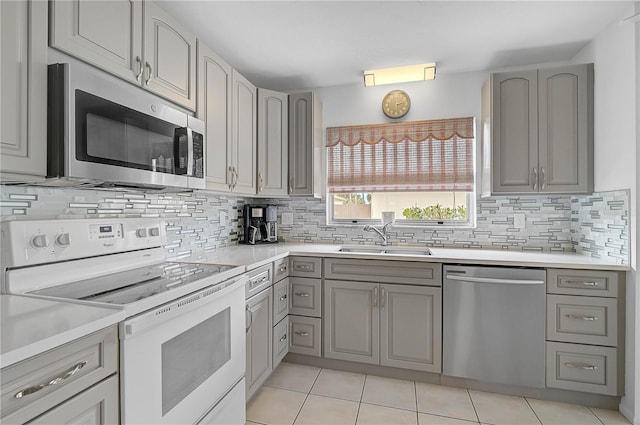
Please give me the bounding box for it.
[326,117,475,226]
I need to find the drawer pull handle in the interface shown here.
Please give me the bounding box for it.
[566,280,599,287]
[295,331,310,336]
[261,276,268,282]
[295,264,312,271]
[280,294,288,301]
[15,361,87,399]
[280,334,288,342]
[564,362,597,370]
[295,292,310,297]
[279,265,288,272]
[565,314,598,321]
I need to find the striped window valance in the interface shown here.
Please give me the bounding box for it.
[326,117,475,193]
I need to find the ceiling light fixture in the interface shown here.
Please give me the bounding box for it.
[363,62,436,87]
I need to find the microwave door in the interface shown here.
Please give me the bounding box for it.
[187,116,205,189]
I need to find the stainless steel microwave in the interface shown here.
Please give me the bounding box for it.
[47,63,205,189]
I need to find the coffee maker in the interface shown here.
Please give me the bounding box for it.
[242,204,278,244]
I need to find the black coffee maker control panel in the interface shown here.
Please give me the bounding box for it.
[242,204,278,244]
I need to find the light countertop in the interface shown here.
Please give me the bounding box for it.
[181,243,629,271]
[0,295,125,368]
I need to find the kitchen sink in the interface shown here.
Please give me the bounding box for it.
[338,246,432,256]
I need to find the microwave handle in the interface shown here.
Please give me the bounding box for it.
[186,127,194,176]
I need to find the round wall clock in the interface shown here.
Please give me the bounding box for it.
[382,90,411,119]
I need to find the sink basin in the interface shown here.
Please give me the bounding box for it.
[338,246,432,256]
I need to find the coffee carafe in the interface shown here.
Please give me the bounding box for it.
[242,204,278,244]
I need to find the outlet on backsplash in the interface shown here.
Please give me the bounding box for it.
[281,212,293,225]
[513,213,525,229]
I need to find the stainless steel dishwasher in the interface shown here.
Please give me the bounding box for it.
[442,265,546,388]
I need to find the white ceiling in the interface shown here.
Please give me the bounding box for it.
[157,1,632,91]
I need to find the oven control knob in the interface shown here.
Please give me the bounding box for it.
[136,228,148,238]
[149,227,160,237]
[30,234,50,249]
[55,233,71,247]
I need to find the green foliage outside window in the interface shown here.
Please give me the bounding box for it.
[402,204,467,220]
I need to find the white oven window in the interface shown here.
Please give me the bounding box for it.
[161,307,231,415]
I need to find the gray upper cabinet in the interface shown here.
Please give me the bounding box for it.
[143,1,197,110]
[231,70,257,195]
[50,0,142,85]
[50,0,197,111]
[257,89,289,196]
[482,63,593,195]
[1,0,48,179]
[197,42,233,192]
[288,92,323,197]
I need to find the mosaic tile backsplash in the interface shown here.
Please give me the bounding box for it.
[0,186,629,264]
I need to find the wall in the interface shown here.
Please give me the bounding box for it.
[571,3,638,422]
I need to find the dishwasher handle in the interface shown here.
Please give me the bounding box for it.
[445,274,545,285]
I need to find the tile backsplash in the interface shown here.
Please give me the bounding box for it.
[0,185,629,264]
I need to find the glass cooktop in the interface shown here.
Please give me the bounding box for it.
[29,262,238,305]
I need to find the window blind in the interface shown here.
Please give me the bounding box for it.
[326,117,475,193]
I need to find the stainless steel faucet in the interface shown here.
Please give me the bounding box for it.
[363,223,392,246]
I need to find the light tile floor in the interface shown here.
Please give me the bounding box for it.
[246,362,631,425]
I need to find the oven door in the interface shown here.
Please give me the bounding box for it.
[120,277,246,425]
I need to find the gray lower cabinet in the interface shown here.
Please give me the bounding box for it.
[1,326,118,424]
[273,277,290,325]
[324,279,442,372]
[288,256,322,357]
[246,287,272,399]
[482,63,593,195]
[545,268,624,395]
[289,315,322,357]
[273,316,289,368]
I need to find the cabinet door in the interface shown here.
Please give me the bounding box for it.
[231,70,257,194]
[538,64,593,193]
[380,284,442,373]
[197,42,233,192]
[257,88,288,196]
[143,1,196,110]
[49,0,143,84]
[273,316,289,369]
[273,277,289,325]
[491,70,538,193]
[0,0,47,179]
[27,375,119,425]
[324,280,379,365]
[246,289,272,399]
[288,92,314,195]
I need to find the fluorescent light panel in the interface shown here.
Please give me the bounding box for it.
[364,62,436,87]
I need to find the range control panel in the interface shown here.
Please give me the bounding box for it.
[2,218,166,268]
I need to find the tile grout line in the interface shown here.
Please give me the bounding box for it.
[413,381,419,425]
[290,366,322,425]
[587,406,607,425]
[466,389,482,424]
[524,398,544,425]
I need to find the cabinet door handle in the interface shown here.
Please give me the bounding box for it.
[564,362,597,370]
[279,334,288,342]
[232,167,239,189]
[565,314,598,321]
[258,173,264,192]
[295,331,310,336]
[14,361,87,399]
[540,167,546,190]
[135,56,143,81]
[373,286,378,308]
[145,61,153,85]
[381,287,386,310]
[566,280,599,287]
[279,294,288,301]
[289,176,294,192]
[295,292,310,297]
[246,304,253,333]
[532,167,538,191]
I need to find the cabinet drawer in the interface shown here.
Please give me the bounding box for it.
[547,295,618,346]
[246,263,272,299]
[273,257,290,282]
[1,326,118,424]
[273,317,289,368]
[547,269,621,297]
[289,256,322,278]
[273,277,290,325]
[546,342,620,395]
[289,315,321,357]
[289,277,321,317]
[325,258,442,286]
